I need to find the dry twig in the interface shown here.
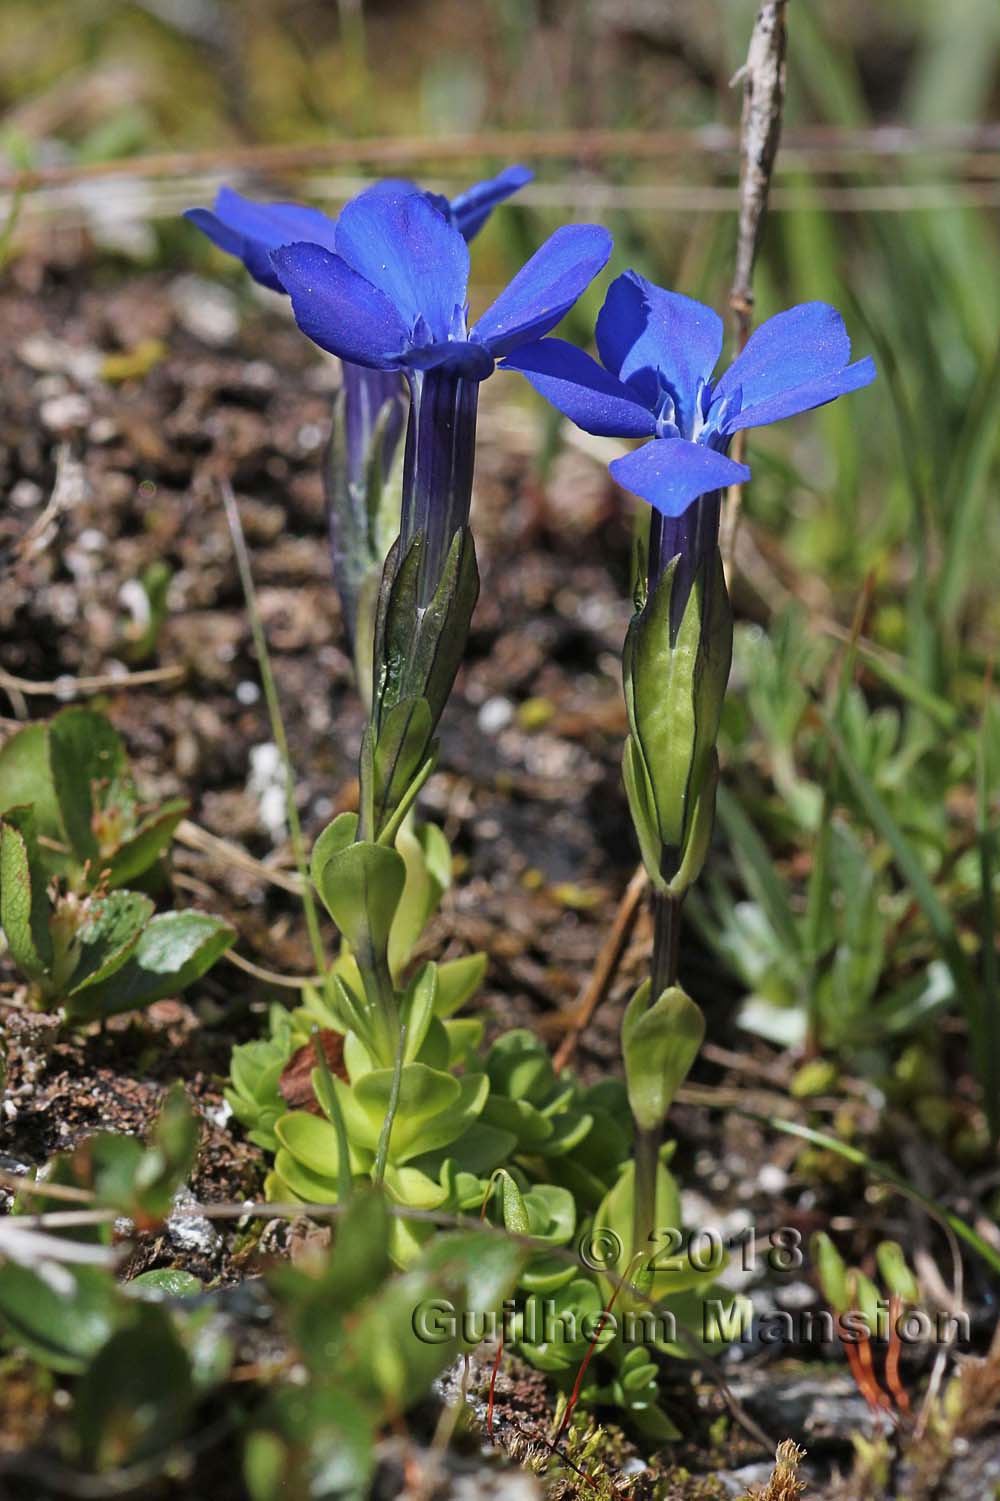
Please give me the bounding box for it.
[721,0,789,573]
[552,864,648,1070]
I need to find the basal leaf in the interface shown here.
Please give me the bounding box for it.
[49,708,133,870]
[65,910,234,1021]
[67,890,155,996]
[0,809,52,981]
[105,798,189,888]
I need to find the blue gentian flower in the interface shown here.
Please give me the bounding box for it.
[268,191,611,381]
[185,169,535,630]
[184,165,533,291]
[504,269,877,523]
[268,192,611,599]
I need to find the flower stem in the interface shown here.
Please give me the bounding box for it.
[632,888,682,1262]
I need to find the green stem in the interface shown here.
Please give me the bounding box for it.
[373,1023,407,1185]
[221,480,328,978]
[311,1031,353,1204]
[632,889,682,1259]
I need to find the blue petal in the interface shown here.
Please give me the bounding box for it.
[269,243,410,370]
[722,356,877,434]
[473,224,613,358]
[609,438,750,519]
[450,165,534,240]
[503,338,657,438]
[334,192,469,343]
[185,187,339,292]
[596,271,723,433]
[714,302,854,410]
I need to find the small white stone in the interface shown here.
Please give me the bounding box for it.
[10,479,43,509]
[40,393,91,432]
[171,275,240,347]
[201,1098,233,1130]
[247,741,288,841]
[88,416,119,444]
[758,1163,789,1195]
[478,696,513,735]
[119,578,151,631]
[236,680,261,706]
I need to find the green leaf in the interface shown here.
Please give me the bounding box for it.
[249,1387,376,1501]
[128,1268,203,1298]
[409,1120,517,1179]
[622,983,705,1132]
[65,910,234,1021]
[272,1149,342,1204]
[313,838,406,976]
[821,711,982,1049]
[310,811,358,886]
[484,1029,554,1103]
[313,1189,393,1310]
[0,1262,119,1373]
[341,1066,489,1164]
[493,1168,530,1233]
[0,723,72,875]
[481,1095,554,1150]
[349,1227,522,1405]
[398,963,438,1064]
[67,890,155,995]
[74,1305,194,1469]
[876,1240,920,1302]
[48,708,133,870]
[105,798,189,888]
[136,1084,200,1217]
[433,953,487,1017]
[0,809,52,980]
[594,1159,710,1302]
[275,1111,360,1185]
[716,785,801,956]
[811,1231,850,1312]
[388,820,451,979]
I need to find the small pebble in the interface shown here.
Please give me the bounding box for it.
[757,1163,789,1194]
[88,416,119,444]
[478,695,513,734]
[9,479,43,509]
[170,275,240,346]
[40,393,91,432]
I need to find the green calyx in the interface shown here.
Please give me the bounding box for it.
[359,525,479,841]
[622,548,732,893]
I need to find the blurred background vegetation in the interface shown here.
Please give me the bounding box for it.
[2,0,999,1121]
